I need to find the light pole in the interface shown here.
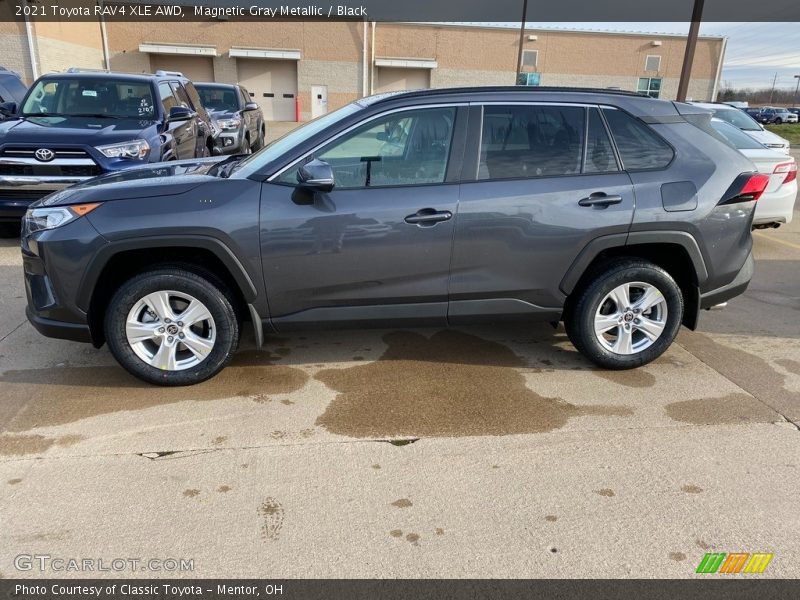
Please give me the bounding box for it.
[794,75,800,106]
[677,0,705,102]
[515,0,529,84]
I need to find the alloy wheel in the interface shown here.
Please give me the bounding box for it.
[593,281,668,355]
[125,290,216,371]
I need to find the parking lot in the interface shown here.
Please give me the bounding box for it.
[1,162,799,578]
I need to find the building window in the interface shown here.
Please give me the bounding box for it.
[521,49,538,68]
[637,77,662,98]
[516,72,541,86]
[645,55,661,72]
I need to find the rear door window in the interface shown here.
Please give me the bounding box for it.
[478,104,585,180]
[602,108,674,171]
[584,108,619,173]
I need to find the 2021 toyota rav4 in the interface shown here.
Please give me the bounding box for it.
[21,87,766,386]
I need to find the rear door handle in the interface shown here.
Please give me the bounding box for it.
[405,208,453,226]
[578,192,623,208]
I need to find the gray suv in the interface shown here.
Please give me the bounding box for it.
[21,87,765,385]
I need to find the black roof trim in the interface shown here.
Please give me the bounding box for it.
[368,86,650,104]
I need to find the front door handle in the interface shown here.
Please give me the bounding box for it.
[578,192,623,208]
[404,208,453,226]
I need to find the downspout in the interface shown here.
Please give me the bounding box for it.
[362,21,368,97]
[24,14,39,81]
[711,36,727,102]
[370,22,376,95]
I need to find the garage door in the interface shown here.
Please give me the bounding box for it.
[375,67,430,93]
[150,55,214,83]
[237,59,297,122]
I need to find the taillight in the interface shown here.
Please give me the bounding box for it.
[739,174,770,201]
[720,173,771,205]
[774,161,797,185]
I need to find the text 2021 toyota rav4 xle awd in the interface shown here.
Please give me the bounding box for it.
[21,88,766,386]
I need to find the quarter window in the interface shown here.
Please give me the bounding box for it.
[278,107,456,189]
[478,104,585,180]
[602,108,673,170]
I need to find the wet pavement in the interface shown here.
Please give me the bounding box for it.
[1,201,799,578]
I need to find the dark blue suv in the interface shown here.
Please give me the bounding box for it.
[0,69,216,234]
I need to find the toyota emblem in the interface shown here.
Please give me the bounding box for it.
[34,148,55,162]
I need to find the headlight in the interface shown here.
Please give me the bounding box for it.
[216,117,242,130]
[96,139,150,159]
[23,203,102,235]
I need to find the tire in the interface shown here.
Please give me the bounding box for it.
[104,268,239,386]
[202,143,211,158]
[565,259,683,370]
[252,125,265,151]
[775,118,782,125]
[0,222,20,238]
[242,135,252,155]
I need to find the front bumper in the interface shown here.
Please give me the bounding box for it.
[22,215,107,345]
[213,128,247,155]
[26,306,92,343]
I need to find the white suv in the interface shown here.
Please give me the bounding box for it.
[690,102,791,154]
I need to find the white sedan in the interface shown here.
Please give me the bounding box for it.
[711,119,797,228]
[691,102,792,154]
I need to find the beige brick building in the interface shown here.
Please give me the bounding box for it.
[2,18,725,121]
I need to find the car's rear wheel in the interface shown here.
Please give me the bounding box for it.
[104,269,239,385]
[565,259,683,369]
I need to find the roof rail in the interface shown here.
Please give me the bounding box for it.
[155,70,185,78]
[65,67,111,73]
[370,85,650,103]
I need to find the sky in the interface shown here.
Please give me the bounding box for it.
[482,22,800,91]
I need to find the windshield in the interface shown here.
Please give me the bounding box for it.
[196,85,240,112]
[232,101,363,179]
[711,107,762,132]
[710,119,765,150]
[21,78,156,119]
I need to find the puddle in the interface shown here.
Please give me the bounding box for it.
[677,331,799,418]
[0,350,308,432]
[0,433,83,456]
[665,393,778,425]
[776,359,800,377]
[594,368,656,388]
[314,330,631,438]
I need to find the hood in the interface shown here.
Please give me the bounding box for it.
[0,115,157,146]
[744,127,790,152]
[35,157,226,207]
[208,109,238,120]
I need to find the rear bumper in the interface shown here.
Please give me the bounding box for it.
[700,251,754,309]
[753,182,797,225]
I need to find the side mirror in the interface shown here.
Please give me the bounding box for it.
[376,131,388,141]
[244,102,259,111]
[168,106,194,122]
[0,101,17,117]
[297,158,335,192]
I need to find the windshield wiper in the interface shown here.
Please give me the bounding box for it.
[210,154,247,179]
[74,114,124,119]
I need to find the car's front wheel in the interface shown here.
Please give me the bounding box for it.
[104,268,239,385]
[775,118,783,125]
[565,259,683,369]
